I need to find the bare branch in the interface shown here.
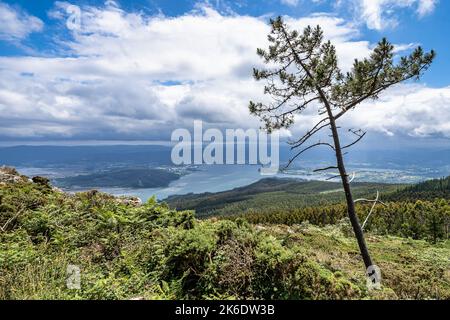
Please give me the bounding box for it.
[288,116,330,148]
[325,174,341,181]
[326,171,356,181]
[342,129,367,149]
[284,142,335,168]
[313,166,338,173]
[354,191,388,230]
[276,96,321,118]
[1,207,24,232]
[348,172,356,183]
[262,58,296,78]
[291,140,334,151]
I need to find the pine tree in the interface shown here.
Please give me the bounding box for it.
[249,17,435,271]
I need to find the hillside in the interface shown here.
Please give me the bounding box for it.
[166,177,449,243]
[0,145,174,167]
[165,178,405,217]
[1,168,449,300]
[54,168,180,189]
[386,176,450,201]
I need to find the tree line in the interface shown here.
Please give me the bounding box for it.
[227,199,450,243]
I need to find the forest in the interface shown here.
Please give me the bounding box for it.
[166,178,405,216]
[168,176,450,243]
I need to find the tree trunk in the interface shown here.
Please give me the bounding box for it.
[282,26,374,270]
[326,110,374,270]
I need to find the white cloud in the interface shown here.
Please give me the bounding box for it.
[0,2,446,142]
[344,84,450,138]
[339,0,438,30]
[281,0,325,7]
[417,0,438,17]
[281,0,300,6]
[0,1,43,41]
[0,4,367,139]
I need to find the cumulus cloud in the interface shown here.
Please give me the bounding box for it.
[286,84,450,150]
[336,0,438,30]
[0,1,44,41]
[344,85,450,138]
[0,3,366,140]
[0,2,446,142]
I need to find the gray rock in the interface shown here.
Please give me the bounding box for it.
[0,166,29,184]
[116,196,143,207]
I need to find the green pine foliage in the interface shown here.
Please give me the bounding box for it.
[386,176,450,201]
[166,178,404,217]
[226,200,450,243]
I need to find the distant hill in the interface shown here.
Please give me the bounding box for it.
[165,178,404,217]
[1,145,450,171]
[0,145,173,168]
[55,168,179,189]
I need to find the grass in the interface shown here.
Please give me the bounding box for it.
[264,222,450,299]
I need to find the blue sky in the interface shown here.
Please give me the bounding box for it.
[1,0,448,86]
[0,0,449,146]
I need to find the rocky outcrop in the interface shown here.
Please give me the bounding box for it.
[1,166,143,206]
[0,166,29,185]
[116,196,143,207]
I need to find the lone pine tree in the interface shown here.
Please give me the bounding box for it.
[249,17,435,272]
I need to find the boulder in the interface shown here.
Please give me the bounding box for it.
[0,166,29,184]
[116,196,143,207]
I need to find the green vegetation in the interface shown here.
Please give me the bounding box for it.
[226,200,450,243]
[166,178,405,217]
[168,177,450,243]
[386,176,450,201]
[55,168,179,189]
[1,171,449,300]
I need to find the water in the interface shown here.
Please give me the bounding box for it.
[16,163,444,202]
[101,165,267,200]
[17,164,313,201]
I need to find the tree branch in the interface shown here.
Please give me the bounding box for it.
[288,116,330,147]
[342,129,367,149]
[313,166,338,172]
[285,142,335,168]
[354,191,388,230]
[334,63,432,121]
